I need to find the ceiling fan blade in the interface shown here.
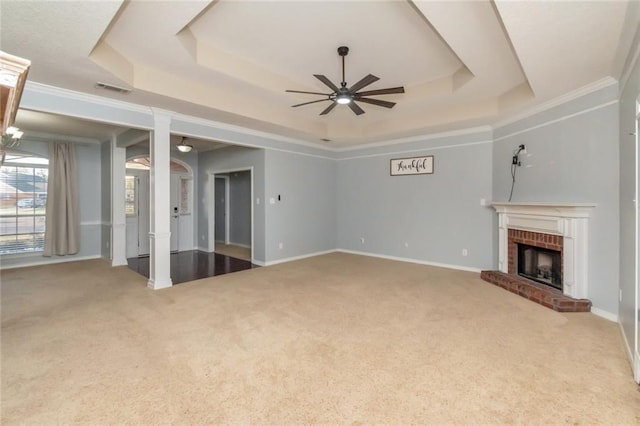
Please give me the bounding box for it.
[349,74,379,93]
[319,102,338,115]
[356,86,405,96]
[314,74,340,92]
[292,99,331,108]
[286,89,331,96]
[355,97,396,109]
[347,101,365,116]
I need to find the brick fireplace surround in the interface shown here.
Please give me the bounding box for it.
[481,202,595,313]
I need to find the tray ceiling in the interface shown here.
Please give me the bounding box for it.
[0,0,635,148]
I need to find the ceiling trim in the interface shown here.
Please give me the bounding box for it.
[338,139,493,161]
[336,125,492,153]
[492,76,618,130]
[173,112,333,152]
[493,100,618,143]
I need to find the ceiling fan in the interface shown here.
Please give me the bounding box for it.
[286,46,405,116]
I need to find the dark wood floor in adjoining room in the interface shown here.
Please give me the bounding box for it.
[127,250,258,284]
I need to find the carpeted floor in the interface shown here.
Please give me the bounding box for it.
[1,252,638,424]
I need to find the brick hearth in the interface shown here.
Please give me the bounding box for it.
[480,270,591,312]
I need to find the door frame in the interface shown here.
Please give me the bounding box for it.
[208,167,254,263]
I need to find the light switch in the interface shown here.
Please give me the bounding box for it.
[269,197,276,205]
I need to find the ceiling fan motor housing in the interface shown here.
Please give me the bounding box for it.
[286,46,404,115]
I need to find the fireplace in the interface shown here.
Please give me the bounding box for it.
[517,243,562,290]
[480,203,595,312]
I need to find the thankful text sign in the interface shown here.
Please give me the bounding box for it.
[390,156,434,176]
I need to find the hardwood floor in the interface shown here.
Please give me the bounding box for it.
[127,250,258,284]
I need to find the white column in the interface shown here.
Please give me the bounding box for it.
[148,109,173,289]
[497,212,508,273]
[111,136,127,266]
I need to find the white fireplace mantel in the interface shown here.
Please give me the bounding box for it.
[491,202,596,299]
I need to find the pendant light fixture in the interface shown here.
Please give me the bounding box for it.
[177,137,193,153]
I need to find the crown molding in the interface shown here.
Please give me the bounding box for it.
[172,112,335,152]
[335,125,493,153]
[492,77,618,130]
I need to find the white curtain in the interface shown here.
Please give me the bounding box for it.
[44,142,79,256]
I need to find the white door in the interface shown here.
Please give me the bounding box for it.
[125,171,178,257]
[170,174,180,252]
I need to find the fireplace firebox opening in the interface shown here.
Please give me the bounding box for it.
[517,243,562,290]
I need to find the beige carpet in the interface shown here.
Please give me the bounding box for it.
[1,253,638,424]
[215,242,251,261]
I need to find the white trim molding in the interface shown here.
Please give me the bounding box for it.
[492,77,618,130]
[336,249,483,273]
[492,202,596,300]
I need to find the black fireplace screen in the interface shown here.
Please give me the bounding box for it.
[517,243,562,290]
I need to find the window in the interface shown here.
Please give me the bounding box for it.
[125,175,137,216]
[0,153,49,254]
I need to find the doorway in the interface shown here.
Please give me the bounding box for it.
[209,169,253,262]
[125,157,193,258]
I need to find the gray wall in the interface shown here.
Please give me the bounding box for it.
[618,37,640,356]
[198,146,266,261]
[228,170,251,246]
[1,140,103,268]
[493,85,620,315]
[336,131,495,270]
[264,150,337,261]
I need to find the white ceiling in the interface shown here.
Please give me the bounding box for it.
[1,0,637,148]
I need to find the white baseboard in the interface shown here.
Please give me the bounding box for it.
[0,254,103,270]
[196,246,214,253]
[590,307,618,322]
[618,320,634,372]
[336,249,483,273]
[262,249,337,266]
[228,242,251,249]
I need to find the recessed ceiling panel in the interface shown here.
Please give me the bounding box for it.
[189,0,462,87]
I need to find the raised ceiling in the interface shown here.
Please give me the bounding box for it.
[0,0,636,148]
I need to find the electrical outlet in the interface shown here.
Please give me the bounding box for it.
[404,242,409,248]
[619,289,622,302]
[360,237,365,244]
[278,242,283,250]
[462,248,468,256]
[201,235,205,241]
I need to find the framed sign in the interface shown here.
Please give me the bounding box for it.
[390,156,434,176]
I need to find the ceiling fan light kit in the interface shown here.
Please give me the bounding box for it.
[286,46,404,115]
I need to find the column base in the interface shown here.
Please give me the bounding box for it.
[147,277,173,290]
